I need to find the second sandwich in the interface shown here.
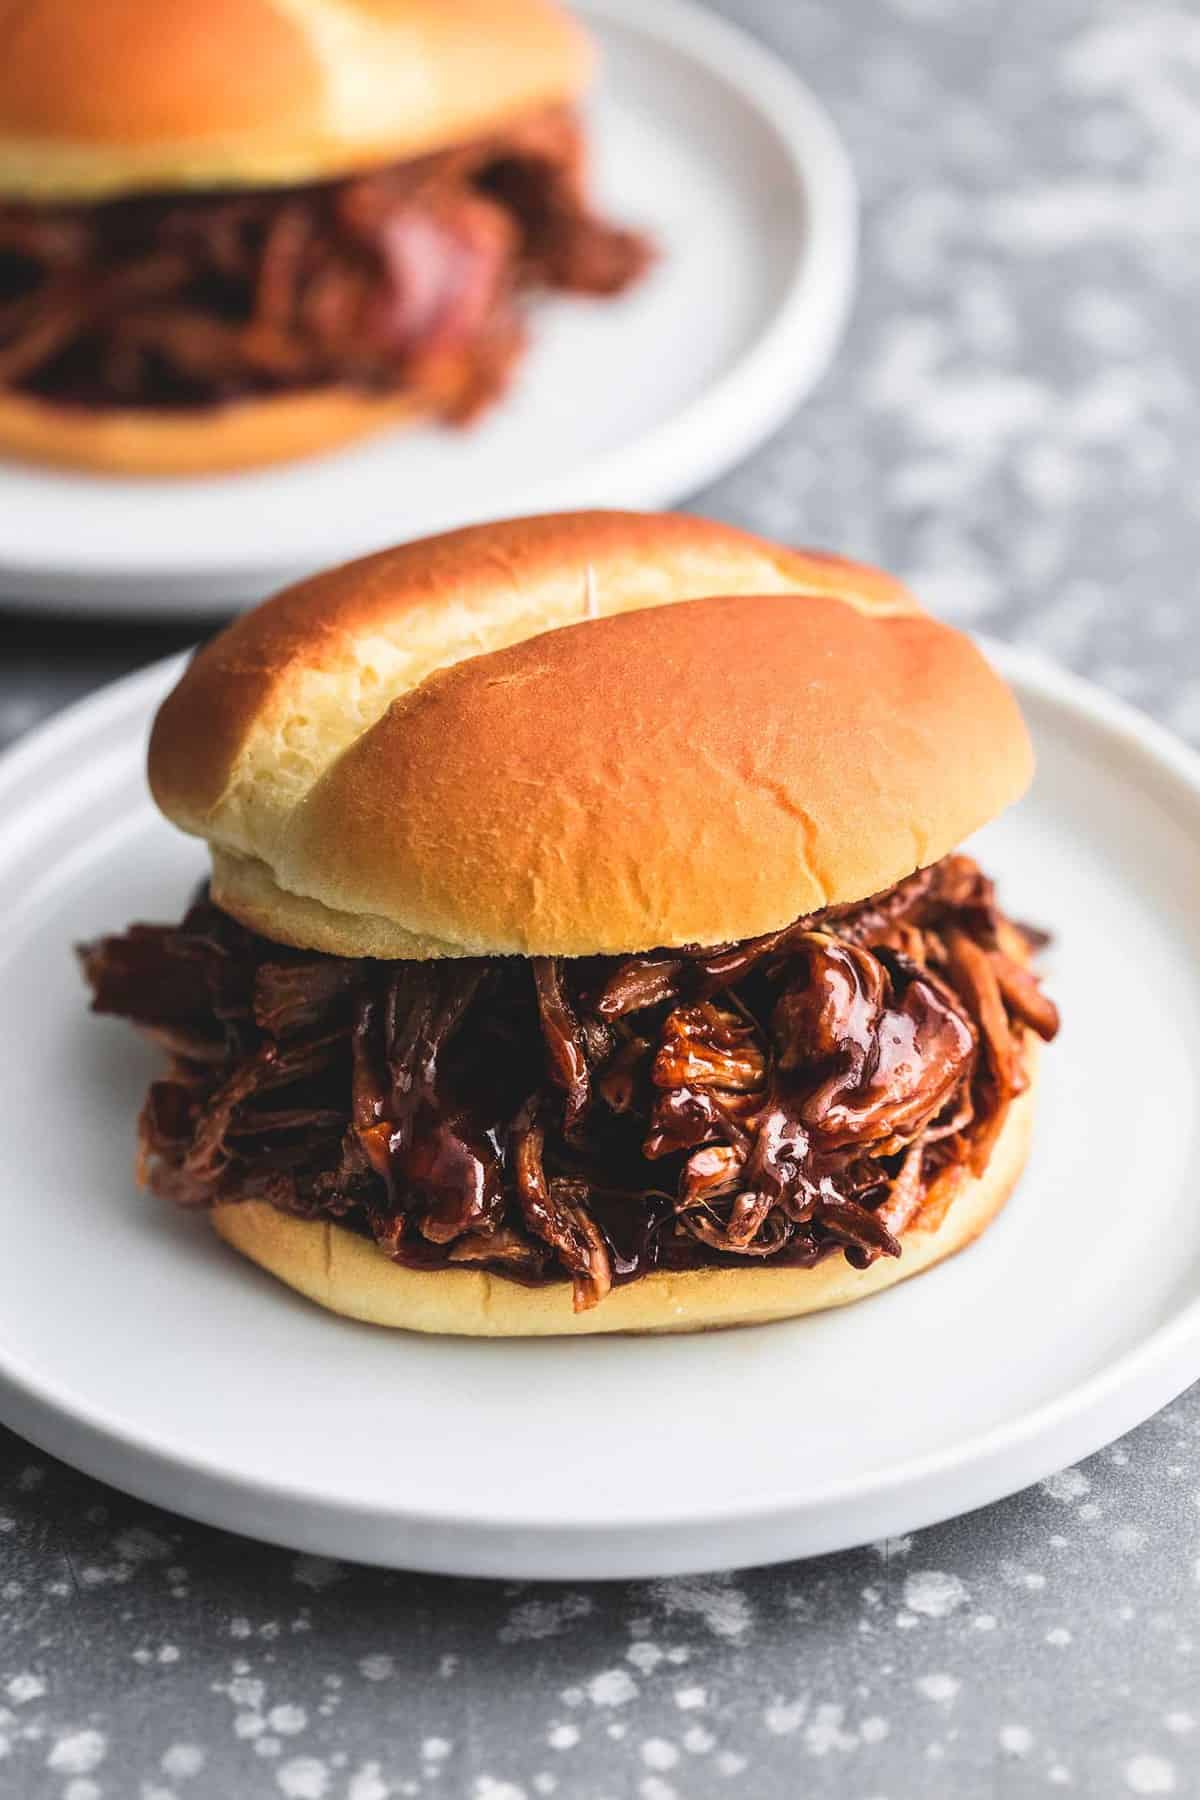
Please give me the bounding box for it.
[0,0,649,473]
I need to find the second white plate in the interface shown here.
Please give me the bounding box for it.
[0,0,856,614]
[0,645,1198,1577]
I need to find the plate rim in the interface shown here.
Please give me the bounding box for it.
[0,0,858,610]
[1,640,1199,1574]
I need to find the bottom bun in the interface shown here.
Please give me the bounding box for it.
[211,1049,1039,1337]
[0,385,423,476]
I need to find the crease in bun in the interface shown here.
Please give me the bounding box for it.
[149,511,1031,959]
[153,513,916,856]
[149,512,959,956]
[271,593,1029,955]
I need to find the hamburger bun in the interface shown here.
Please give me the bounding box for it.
[0,0,591,202]
[149,509,1034,959]
[0,384,425,477]
[210,1040,1039,1336]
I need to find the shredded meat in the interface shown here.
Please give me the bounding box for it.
[79,855,1058,1312]
[0,108,650,419]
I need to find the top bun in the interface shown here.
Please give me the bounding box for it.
[149,511,1034,960]
[0,0,591,202]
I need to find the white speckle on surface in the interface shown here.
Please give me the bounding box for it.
[268,1706,307,1736]
[63,1781,101,1800]
[357,1655,394,1683]
[80,1564,130,1589]
[916,1673,960,1704]
[347,1764,388,1800]
[6,1673,45,1704]
[559,1688,583,1709]
[586,1670,638,1707]
[113,1526,171,1563]
[1165,1713,1195,1735]
[532,1778,556,1797]
[641,1739,679,1771]
[683,1726,716,1754]
[473,1780,526,1800]
[872,1535,914,1560]
[606,1722,627,1742]
[291,1557,344,1592]
[1020,443,1086,507]
[1000,1726,1034,1757]
[422,1738,451,1762]
[276,1756,329,1798]
[903,1572,968,1618]
[500,1595,592,1644]
[48,1731,107,1775]
[650,1577,752,1640]
[861,1717,890,1744]
[157,1645,181,1665]
[547,1724,579,1751]
[1047,1628,1073,1647]
[1049,1767,1072,1787]
[674,1686,706,1711]
[224,1677,266,1709]
[764,1698,807,1736]
[715,1751,747,1777]
[805,1704,857,1755]
[627,1642,664,1674]
[1126,1755,1177,1794]
[1042,1469,1091,1503]
[234,1714,264,1740]
[639,1778,677,1800]
[161,1744,206,1779]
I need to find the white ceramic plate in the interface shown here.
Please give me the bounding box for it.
[0,643,1198,1578]
[0,0,856,615]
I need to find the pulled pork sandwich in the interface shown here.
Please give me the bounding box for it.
[81,511,1059,1335]
[0,0,649,475]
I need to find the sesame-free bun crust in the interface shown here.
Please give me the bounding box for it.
[0,384,423,476]
[211,1045,1039,1335]
[149,510,1034,959]
[0,0,591,202]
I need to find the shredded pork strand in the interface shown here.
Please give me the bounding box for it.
[79,854,1058,1311]
[0,109,650,420]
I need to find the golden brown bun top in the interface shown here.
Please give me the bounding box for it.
[0,0,591,201]
[149,509,1033,960]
